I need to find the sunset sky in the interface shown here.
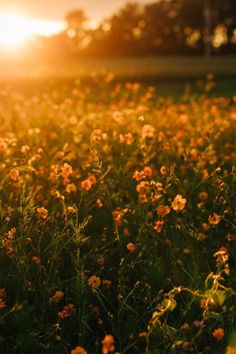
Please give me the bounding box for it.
[0,0,152,25]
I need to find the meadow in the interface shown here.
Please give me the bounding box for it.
[1,56,236,97]
[0,67,236,354]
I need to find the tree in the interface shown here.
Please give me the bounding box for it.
[65,10,88,52]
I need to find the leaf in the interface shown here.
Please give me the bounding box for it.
[213,290,226,307]
[206,311,223,322]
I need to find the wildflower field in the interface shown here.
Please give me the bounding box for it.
[0,75,236,354]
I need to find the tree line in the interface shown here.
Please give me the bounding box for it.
[42,0,236,58]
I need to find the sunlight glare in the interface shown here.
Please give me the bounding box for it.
[0,12,65,47]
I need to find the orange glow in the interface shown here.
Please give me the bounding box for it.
[0,12,65,47]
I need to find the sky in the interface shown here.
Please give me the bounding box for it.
[0,0,153,26]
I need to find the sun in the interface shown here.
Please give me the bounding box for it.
[0,12,65,48]
[0,13,31,47]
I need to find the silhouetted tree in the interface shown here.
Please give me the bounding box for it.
[37,0,236,59]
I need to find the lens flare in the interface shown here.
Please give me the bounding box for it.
[0,12,65,47]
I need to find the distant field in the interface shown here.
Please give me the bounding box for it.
[0,56,235,96]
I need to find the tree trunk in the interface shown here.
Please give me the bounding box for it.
[203,0,212,57]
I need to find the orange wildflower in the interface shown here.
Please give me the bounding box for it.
[88,175,96,184]
[102,279,112,288]
[71,346,87,354]
[143,166,153,177]
[157,205,170,217]
[7,228,16,240]
[96,199,103,208]
[208,212,221,225]
[133,170,146,181]
[0,138,7,152]
[49,290,64,303]
[101,334,115,354]
[0,288,6,298]
[112,210,122,227]
[61,163,73,178]
[37,207,48,220]
[119,133,133,145]
[67,206,77,214]
[213,246,228,264]
[31,256,41,266]
[197,232,206,241]
[142,124,155,138]
[66,183,77,194]
[9,168,20,181]
[136,181,150,195]
[160,166,167,175]
[226,346,236,354]
[153,220,165,233]
[0,298,6,309]
[88,275,101,289]
[126,242,136,253]
[21,145,30,154]
[212,328,225,341]
[172,194,187,211]
[81,175,96,192]
[81,179,92,191]
[96,257,104,265]
[58,304,76,319]
[123,228,130,236]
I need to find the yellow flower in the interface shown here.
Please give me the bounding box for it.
[172,194,186,211]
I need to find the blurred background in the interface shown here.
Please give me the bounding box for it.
[0,0,235,95]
